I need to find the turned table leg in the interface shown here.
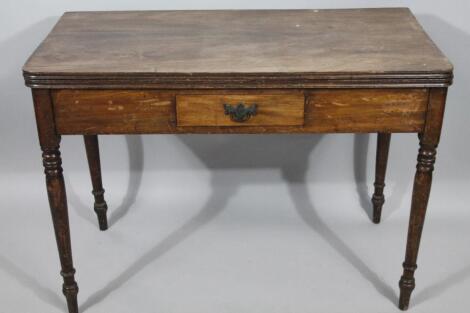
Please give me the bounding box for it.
[84,135,108,230]
[399,141,436,309]
[398,88,447,310]
[33,90,79,313]
[372,132,391,223]
[43,144,79,313]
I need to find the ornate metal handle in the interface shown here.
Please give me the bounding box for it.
[223,102,257,122]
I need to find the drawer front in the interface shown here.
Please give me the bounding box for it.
[176,94,305,127]
[53,90,175,134]
[52,89,427,134]
[305,89,428,132]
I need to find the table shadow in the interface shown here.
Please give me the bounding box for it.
[413,264,470,306]
[0,254,65,311]
[282,136,397,304]
[108,135,144,227]
[353,134,373,221]
[353,132,414,224]
[80,171,234,311]
[409,14,470,308]
[0,17,67,313]
[80,134,396,310]
[68,135,144,229]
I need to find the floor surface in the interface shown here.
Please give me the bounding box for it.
[0,168,469,313]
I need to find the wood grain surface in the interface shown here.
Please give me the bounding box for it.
[176,94,304,126]
[305,88,428,132]
[53,90,175,133]
[23,9,453,89]
[52,88,428,134]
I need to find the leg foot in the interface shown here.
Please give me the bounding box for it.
[371,132,391,224]
[398,263,416,310]
[62,269,79,313]
[84,135,109,230]
[93,190,108,231]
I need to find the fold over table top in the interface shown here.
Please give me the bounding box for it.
[23,8,453,89]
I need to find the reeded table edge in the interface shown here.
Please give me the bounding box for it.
[23,71,453,89]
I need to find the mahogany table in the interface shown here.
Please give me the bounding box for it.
[23,8,453,312]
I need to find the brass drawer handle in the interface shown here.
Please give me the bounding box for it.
[223,102,257,122]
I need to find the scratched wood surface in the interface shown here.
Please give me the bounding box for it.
[52,88,428,134]
[53,90,175,133]
[305,89,428,132]
[176,94,305,126]
[24,9,452,79]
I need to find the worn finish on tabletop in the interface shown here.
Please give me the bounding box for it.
[24,9,453,313]
[23,8,452,89]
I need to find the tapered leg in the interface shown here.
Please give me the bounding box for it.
[398,88,447,310]
[43,144,79,313]
[398,141,436,310]
[33,90,79,313]
[84,135,108,230]
[371,132,391,224]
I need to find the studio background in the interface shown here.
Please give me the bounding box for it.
[1,1,469,312]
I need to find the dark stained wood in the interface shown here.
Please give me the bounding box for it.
[398,88,448,310]
[24,9,453,313]
[24,72,453,90]
[372,133,392,224]
[23,9,453,89]
[83,135,108,230]
[176,94,304,127]
[52,88,428,134]
[32,89,79,313]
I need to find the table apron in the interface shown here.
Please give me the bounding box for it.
[51,88,429,134]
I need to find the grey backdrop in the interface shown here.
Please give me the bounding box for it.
[1,1,469,313]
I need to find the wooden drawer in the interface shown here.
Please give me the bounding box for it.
[53,90,175,134]
[176,94,305,127]
[52,89,427,134]
[305,88,428,132]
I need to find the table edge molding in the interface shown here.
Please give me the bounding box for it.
[23,71,453,89]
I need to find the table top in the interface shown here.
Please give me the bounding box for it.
[23,8,453,89]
